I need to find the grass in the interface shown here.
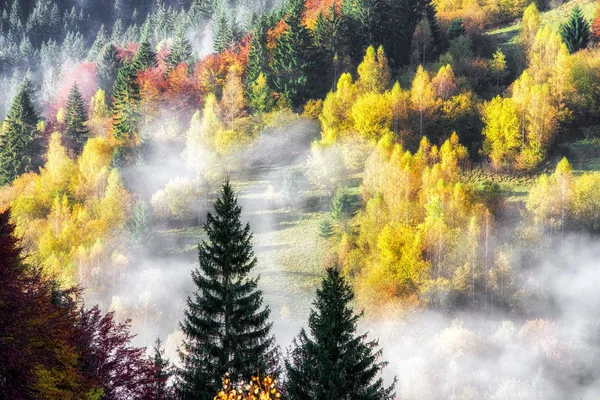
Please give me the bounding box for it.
[541,0,597,31]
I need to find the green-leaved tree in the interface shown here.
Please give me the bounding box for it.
[0,80,40,185]
[285,267,396,399]
[177,179,278,399]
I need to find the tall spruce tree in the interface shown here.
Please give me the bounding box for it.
[246,13,269,88]
[271,0,312,107]
[0,80,39,185]
[177,179,277,399]
[111,63,141,142]
[189,0,213,22]
[342,0,425,68]
[96,43,123,98]
[147,337,174,399]
[64,83,89,156]
[165,25,193,70]
[285,267,396,399]
[213,9,233,53]
[560,5,590,53]
[88,24,108,61]
[133,40,158,70]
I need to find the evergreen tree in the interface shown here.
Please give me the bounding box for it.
[342,0,425,68]
[9,0,23,35]
[96,43,123,97]
[248,72,275,114]
[319,218,334,238]
[111,17,124,45]
[133,40,158,70]
[0,80,39,185]
[189,0,213,22]
[111,63,141,142]
[88,24,108,61]
[147,337,174,399]
[165,25,193,70]
[560,5,590,53]
[312,7,344,93]
[270,0,312,107]
[64,83,89,156]
[213,9,233,53]
[177,179,277,399]
[331,186,355,222]
[285,267,396,399]
[246,13,269,88]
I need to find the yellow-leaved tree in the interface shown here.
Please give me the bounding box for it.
[356,45,392,94]
[410,65,438,137]
[482,96,521,169]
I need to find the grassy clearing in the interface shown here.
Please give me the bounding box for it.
[466,169,537,202]
[541,0,597,30]
[561,139,600,173]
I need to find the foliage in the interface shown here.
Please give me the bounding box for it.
[0,132,130,288]
[64,83,89,156]
[285,267,396,399]
[560,5,590,54]
[0,79,40,185]
[177,180,277,398]
[214,373,282,399]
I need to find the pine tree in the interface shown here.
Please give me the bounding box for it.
[560,5,590,53]
[9,0,23,35]
[331,187,355,222]
[189,0,214,22]
[213,9,233,53]
[64,83,89,156]
[165,25,193,70]
[285,267,396,399]
[249,72,275,114]
[0,80,40,185]
[111,64,141,142]
[319,218,334,238]
[246,14,269,87]
[271,0,312,107]
[133,40,158,70]
[96,43,123,97]
[88,24,108,61]
[312,6,344,93]
[177,179,277,399]
[146,337,173,399]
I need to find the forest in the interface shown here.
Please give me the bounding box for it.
[2,0,600,398]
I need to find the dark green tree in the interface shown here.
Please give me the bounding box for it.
[88,24,108,61]
[285,267,396,399]
[133,40,158,70]
[447,17,465,40]
[312,6,344,94]
[64,83,89,156]
[246,14,269,89]
[189,0,214,22]
[331,187,355,222]
[165,25,193,70]
[0,80,40,185]
[560,5,590,53]
[111,63,141,141]
[342,0,425,68]
[319,218,334,239]
[341,0,386,58]
[148,337,174,399]
[270,0,313,107]
[96,43,123,98]
[177,179,277,399]
[213,9,233,53]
